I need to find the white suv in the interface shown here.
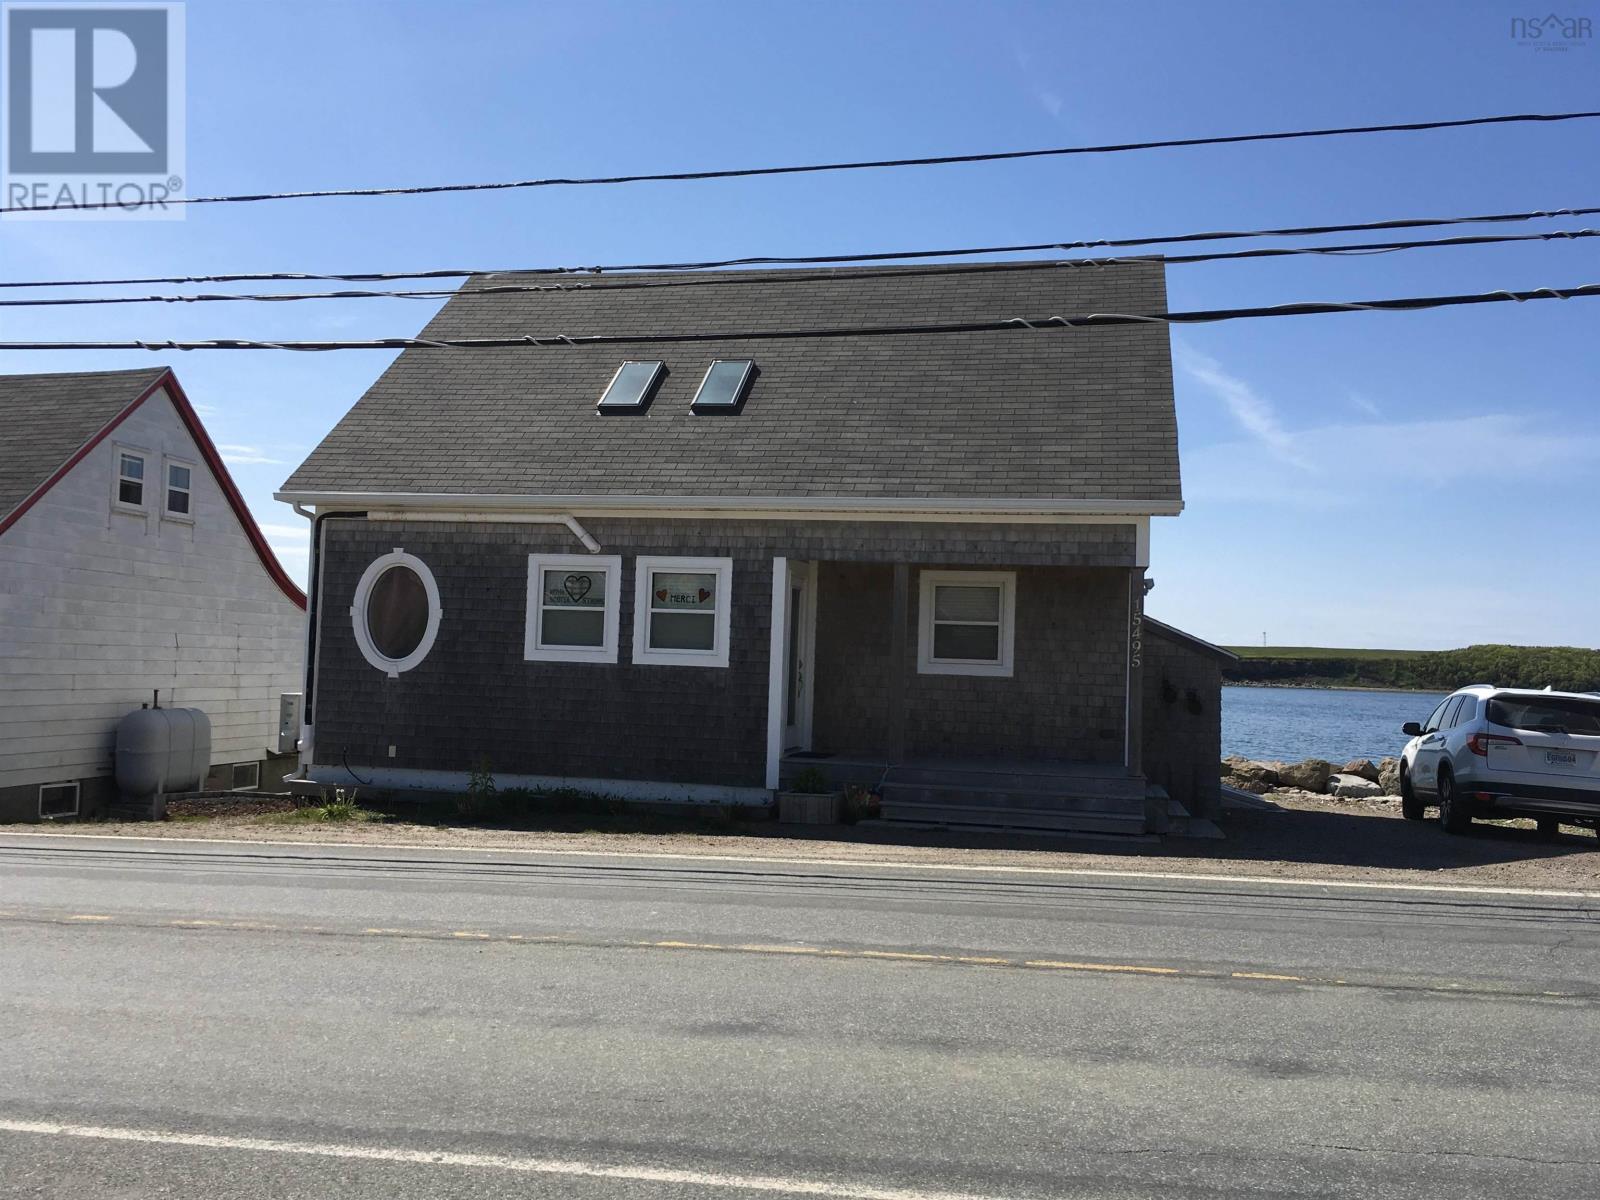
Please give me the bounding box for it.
[1399,685,1600,835]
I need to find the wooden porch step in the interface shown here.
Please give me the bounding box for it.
[883,765,1144,799]
[878,800,1147,837]
[879,783,1147,815]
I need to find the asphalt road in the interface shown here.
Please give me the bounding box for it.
[1,833,1598,1199]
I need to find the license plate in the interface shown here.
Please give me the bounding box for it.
[1546,751,1578,767]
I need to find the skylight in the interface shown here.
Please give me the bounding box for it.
[597,361,665,412]
[690,360,755,413]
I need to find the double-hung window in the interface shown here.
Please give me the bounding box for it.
[525,554,622,663]
[917,570,1016,677]
[114,449,147,509]
[164,459,194,519]
[633,556,733,667]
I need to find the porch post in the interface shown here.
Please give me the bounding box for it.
[888,562,909,763]
[764,557,791,791]
[1125,566,1146,777]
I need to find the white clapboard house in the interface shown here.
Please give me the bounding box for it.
[0,368,306,821]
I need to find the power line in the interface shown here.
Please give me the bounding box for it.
[3,229,1596,310]
[6,109,1597,214]
[4,202,1596,290]
[0,282,1592,351]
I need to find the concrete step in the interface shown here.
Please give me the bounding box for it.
[878,800,1147,836]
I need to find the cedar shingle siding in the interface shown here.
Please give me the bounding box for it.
[314,519,1139,788]
[1141,623,1234,817]
[812,563,1128,763]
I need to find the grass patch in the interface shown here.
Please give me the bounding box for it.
[262,790,386,825]
[263,803,386,825]
[368,784,761,837]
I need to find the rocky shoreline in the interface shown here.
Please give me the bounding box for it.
[1222,754,1399,800]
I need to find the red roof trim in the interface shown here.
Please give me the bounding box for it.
[0,368,307,611]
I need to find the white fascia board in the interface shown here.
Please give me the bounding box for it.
[274,491,1184,519]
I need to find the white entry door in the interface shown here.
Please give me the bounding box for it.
[784,561,817,750]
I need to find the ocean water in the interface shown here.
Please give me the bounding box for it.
[1222,685,1448,764]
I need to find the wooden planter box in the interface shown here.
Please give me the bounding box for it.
[777,791,843,825]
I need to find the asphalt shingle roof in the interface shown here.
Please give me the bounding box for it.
[0,368,167,521]
[283,260,1181,506]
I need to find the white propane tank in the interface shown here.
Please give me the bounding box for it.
[115,705,212,801]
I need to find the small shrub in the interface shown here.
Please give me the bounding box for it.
[318,789,361,822]
[457,757,497,819]
[788,767,833,795]
[841,785,879,824]
[275,788,377,824]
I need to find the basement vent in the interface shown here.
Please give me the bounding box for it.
[597,361,665,412]
[39,782,80,819]
[690,360,755,413]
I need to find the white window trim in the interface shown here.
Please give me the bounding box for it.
[39,781,80,819]
[917,569,1016,678]
[111,444,150,514]
[162,455,196,522]
[229,761,261,792]
[350,548,443,678]
[632,555,734,668]
[524,553,622,663]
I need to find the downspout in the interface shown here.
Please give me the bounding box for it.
[363,510,601,553]
[294,507,367,773]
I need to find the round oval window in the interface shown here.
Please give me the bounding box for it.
[365,565,429,661]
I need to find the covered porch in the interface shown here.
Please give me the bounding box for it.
[764,555,1171,835]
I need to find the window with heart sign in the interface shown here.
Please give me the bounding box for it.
[543,570,603,609]
[540,567,607,648]
[632,557,732,666]
[647,571,717,651]
[650,574,716,609]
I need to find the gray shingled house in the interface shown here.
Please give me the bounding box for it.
[278,260,1232,835]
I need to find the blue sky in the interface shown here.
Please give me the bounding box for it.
[2,0,1596,649]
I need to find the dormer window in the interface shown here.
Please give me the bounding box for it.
[597,361,665,413]
[690,360,754,413]
[115,450,146,509]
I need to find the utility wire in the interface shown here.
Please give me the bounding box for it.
[5,110,1597,214]
[4,229,1596,309]
[4,202,1596,290]
[0,283,1593,351]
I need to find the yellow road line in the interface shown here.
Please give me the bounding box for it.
[1025,959,1182,976]
[4,907,1588,1000]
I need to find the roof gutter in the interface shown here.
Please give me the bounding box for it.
[364,509,601,553]
[274,491,1182,518]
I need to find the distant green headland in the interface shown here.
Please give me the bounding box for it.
[1222,645,1600,693]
